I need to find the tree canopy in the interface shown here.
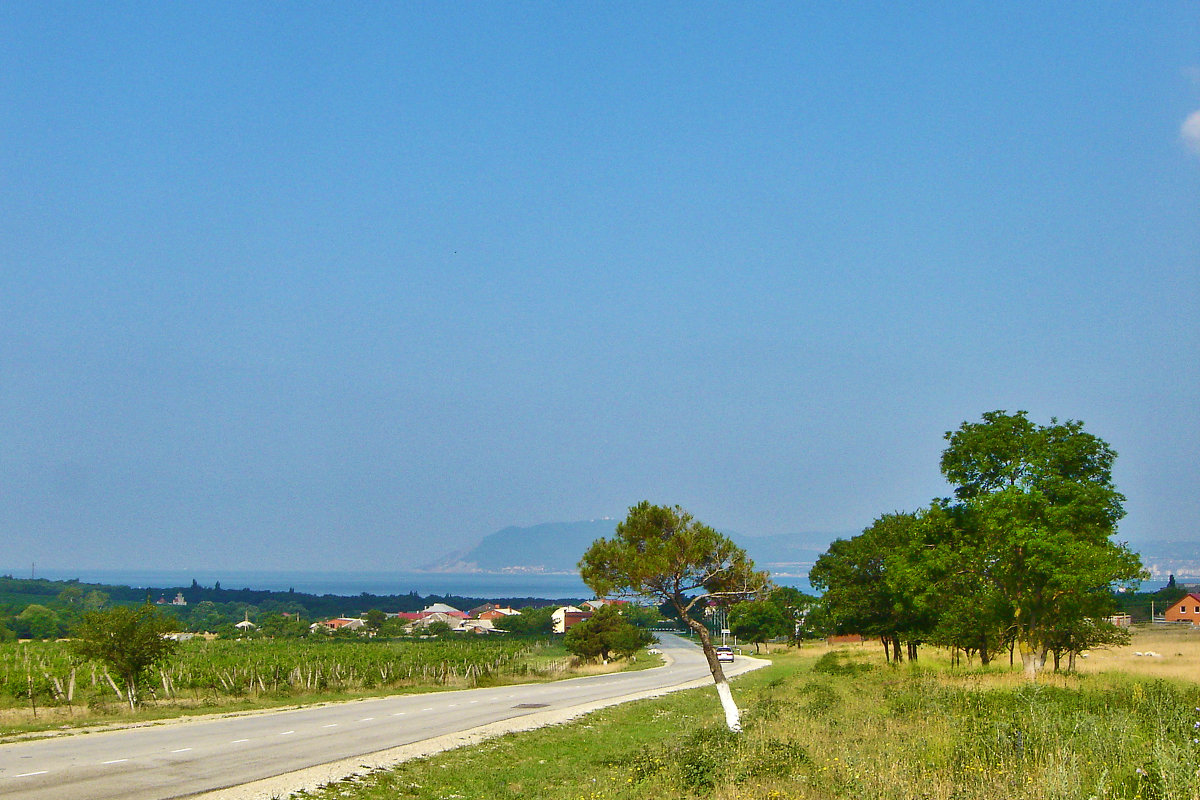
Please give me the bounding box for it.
[813,411,1144,678]
[70,603,179,710]
[727,599,790,653]
[563,605,653,662]
[579,501,768,731]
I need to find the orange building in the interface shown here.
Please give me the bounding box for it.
[1163,592,1200,625]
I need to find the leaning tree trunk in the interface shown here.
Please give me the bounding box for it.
[685,617,741,732]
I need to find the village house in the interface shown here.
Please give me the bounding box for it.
[1163,592,1200,625]
[552,605,592,634]
[467,603,500,617]
[310,617,367,632]
[581,598,628,612]
[477,607,519,621]
[410,611,464,631]
[421,602,467,617]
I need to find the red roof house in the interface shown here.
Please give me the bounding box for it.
[1164,593,1200,625]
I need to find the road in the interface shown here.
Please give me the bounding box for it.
[0,634,765,800]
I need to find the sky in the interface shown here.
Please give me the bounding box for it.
[2,4,1198,573]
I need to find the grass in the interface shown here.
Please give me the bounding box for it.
[1075,624,1200,682]
[294,631,1200,800]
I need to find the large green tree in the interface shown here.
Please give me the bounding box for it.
[70,604,179,710]
[579,501,768,731]
[809,512,933,663]
[727,599,790,653]
[940,410,1143,677]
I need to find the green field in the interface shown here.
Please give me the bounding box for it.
[0,636,578,736]
[295,635,1200,800]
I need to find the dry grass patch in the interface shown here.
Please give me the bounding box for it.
[1076,624,1200,681]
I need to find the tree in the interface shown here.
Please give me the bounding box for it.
[492,605,555,636]
[765,586,820,644]
[70,604,179,710]
[1045,614,1131,671]
[423,621,453,637]
[563,605,653,662]
[579,501,768,731]
[57,586,84,605]
[364,609,387,632]
[16,604,61,640]
[258,613,307,638]
[940,410,1144,678]
[563,618,606,661]
[728,600,790,653]
[810,512,933,663]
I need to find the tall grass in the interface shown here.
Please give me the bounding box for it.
[297,644,1200,800]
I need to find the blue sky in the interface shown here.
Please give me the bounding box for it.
[2,4,1198,572]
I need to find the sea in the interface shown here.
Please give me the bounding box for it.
[10,567,817,600]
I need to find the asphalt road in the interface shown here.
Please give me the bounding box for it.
[0,634,764,800]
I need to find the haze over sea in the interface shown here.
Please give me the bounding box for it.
[10,567,818,599]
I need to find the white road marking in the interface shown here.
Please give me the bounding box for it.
[279,730,295,736]
[102,759,127,765]
[322,723,338,728]
[447,704,458,708]
[469,700,479,704]
[171,748,192,753]
[392,711,406,716]
[359,717,374,722]
[231,739,249,744]
[15,771,48,778]
[421,707,433,711]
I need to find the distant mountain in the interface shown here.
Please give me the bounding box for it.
[427,520,621,573]
[425,520,848,575]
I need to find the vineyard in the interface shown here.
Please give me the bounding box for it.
[0,636,570,726]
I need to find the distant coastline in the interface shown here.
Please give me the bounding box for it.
[8,567,819,599]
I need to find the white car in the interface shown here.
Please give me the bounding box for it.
[716,645,735,662]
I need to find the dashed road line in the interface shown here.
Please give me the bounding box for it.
[322,723,338,728]
[232,739,249,744]
[171,748,192,753]
[102,759,127,765]
[279,731,295,736]
[359,717,374,722]
[15,771,48,778]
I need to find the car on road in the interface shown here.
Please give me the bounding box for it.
[716,645,735,662]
